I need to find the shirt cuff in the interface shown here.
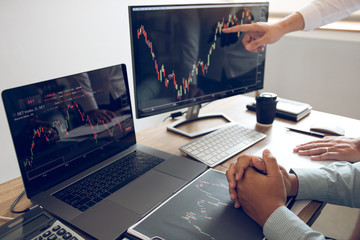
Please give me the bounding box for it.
[291,168,328,201]
[263,206,322,240]
[297,2,323,31]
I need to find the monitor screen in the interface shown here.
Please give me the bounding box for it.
[129,3,268,119]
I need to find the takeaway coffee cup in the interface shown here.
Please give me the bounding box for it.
[256,92,278,125]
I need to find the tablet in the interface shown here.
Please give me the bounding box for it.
[127,169,263,240]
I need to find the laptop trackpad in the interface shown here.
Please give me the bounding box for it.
[108,170,185,215]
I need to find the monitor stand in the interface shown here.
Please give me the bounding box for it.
[167,104,235,138]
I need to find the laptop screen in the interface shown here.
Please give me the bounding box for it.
[2,64,136,197]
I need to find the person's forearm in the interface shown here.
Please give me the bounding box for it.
[288,173,299,197]
[277,12,305,35]
[264,206,325,240]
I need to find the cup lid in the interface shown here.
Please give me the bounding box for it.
[256,92,278,102]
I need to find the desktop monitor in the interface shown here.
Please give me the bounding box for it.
[129,2,268,137]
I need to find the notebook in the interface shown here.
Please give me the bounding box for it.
[246,97,312,122]
[1,64,207,240]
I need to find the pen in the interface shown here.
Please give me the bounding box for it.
[286,127,325,138]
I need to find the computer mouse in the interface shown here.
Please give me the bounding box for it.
[310,123,345,136]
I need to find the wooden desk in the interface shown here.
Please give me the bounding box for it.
[1,95,360,228]
[136,94,360,225]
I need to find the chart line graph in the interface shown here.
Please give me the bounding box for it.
[136,9,253,100]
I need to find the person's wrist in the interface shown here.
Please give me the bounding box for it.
[288,173,299,197]
[354,138,360,151]
[258,203,284,227]
[275,20,288,37]
[278,12,305,35]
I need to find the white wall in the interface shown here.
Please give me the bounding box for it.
[263,30,360,119]
[0,0,170,183]
[0,0,359,184]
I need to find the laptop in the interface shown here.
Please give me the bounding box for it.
[2,64,207,240]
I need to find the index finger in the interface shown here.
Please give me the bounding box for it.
[226,163,238,201]
[233,155,255,181]
[222,24,258,33]
[234,155,266,180]
[295,136,334,147]
[226,163,237,189]
[262,149,281,176]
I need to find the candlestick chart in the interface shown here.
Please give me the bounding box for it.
[17,81,133,172]
[136,8,253,100]
[24,100,125,169]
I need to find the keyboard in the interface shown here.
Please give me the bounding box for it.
[53,151,164,212]
[179,123,266,167]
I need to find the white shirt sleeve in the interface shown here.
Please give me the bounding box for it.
[298,0,360,31]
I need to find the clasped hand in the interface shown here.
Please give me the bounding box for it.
[226,149,298,227]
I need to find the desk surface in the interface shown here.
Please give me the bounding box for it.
[1,95,360,228]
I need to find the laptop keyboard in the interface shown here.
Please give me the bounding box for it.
[53,151,164,212]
